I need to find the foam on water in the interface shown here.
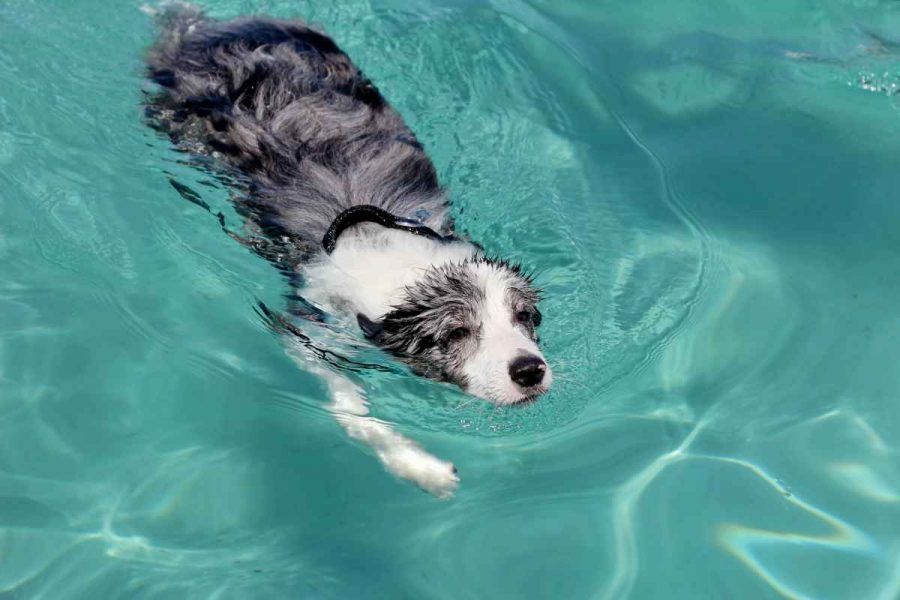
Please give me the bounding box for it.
[1,0,900,597]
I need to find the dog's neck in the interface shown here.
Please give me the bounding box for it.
[301,224,478,322]
[322,205,455,255]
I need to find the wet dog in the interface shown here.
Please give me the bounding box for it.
[145,4,551,496]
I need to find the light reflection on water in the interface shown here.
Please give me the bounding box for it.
[1,0,899,597]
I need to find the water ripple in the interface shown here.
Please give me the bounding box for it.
[2,0,900,597]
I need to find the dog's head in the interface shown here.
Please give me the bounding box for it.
[358,256,551,405]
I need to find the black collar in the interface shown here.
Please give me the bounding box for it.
[322,205,456,254]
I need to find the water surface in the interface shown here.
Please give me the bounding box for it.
[1,0,900,597]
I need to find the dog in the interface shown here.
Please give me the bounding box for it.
[145,4,552,497]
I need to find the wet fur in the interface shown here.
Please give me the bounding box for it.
[146,5,450,255]
[144,5,550,495]
[145,5,547,395]
[373,258,541,383]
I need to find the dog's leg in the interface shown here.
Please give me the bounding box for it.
[281,333,459,498]
[324,372,459,498]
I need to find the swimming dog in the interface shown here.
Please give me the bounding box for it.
[145,4,552,497]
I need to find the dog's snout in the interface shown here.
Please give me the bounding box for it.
[509,355,546,388]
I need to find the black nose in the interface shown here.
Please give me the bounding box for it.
[509,355,546,388]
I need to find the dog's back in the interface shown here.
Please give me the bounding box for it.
[146,5,449,257]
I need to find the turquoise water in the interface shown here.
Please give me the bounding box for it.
[2,0,900,597]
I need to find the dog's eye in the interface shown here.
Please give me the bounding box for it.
[515,310,533,325]
[447,327,470,342]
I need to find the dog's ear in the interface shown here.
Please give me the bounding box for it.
[357,313,384,340]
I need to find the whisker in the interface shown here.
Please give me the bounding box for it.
[454,397,479,410]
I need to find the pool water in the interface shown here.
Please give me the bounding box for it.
[2,0,900,597]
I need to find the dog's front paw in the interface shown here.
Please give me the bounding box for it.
[380,445,459,499]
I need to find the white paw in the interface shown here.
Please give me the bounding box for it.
[379,445,459,499]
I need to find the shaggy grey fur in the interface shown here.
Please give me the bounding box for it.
[368,258,542,384]
[146,4,450,258]
[144,6,546,388]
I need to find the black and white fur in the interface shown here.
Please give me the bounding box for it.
[145,4,552,497]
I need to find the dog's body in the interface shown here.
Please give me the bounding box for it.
[146,5,551,497]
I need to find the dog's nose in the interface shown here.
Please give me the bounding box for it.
[509,355,546,388]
